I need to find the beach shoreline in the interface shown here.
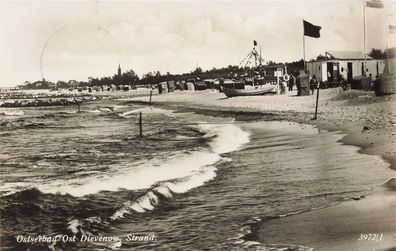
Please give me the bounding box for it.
[127,89,396,169]
[249,184,396,251]
[3,88,393,249]
[127,88,396,250]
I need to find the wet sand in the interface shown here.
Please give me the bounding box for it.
[257,195,396,250]
[254,182,396,251]
[129,88,396,250]
[252,126,396,250]
[340,126,396,170]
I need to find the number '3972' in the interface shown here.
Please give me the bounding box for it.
[358,234,383,241]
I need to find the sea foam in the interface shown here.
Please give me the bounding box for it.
[35,123,250,203]
[109,124,250,219]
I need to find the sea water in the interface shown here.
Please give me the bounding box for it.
[0,99,394,250]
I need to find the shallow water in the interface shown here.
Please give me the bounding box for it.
[0,100,394,250]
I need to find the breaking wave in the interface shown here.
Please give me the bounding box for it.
[35,123,249,200]
[0,110,25,116]
[107,123,249,219]
[110,165,219,219]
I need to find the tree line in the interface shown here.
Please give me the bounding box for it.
[20,48,388,89]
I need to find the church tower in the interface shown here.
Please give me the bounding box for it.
[118,64,121,77]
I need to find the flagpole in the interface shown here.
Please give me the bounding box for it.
[363,0,367,76]
[385,12,393,73]
[303,34,306,72]
[386,25,390,73]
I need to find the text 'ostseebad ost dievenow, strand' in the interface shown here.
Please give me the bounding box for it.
[16,234,157,243]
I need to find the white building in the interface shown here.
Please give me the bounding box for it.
[306,51,386,83]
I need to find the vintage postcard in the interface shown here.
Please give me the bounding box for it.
[0,0,395,250]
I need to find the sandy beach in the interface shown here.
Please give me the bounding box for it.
[251,182,396,251]
[130,88,396,250]
[130,88,396,168]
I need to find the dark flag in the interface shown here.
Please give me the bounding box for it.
[389,25,396,34]
[303,20,321,38]
[366,0,383,8]
[253,40,257,46]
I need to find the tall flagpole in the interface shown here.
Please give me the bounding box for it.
[386,25,390,73]
[363,0,367,76]
[303,34,306,72]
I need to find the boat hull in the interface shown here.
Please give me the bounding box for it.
[222,85,276,97]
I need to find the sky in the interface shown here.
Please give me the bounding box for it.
[0,0,395,87]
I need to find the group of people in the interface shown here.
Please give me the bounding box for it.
[286,71,319,95]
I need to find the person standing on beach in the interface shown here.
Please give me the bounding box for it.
[310,75,318,95]
[289,74,296,91]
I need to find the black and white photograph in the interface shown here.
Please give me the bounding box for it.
[0,0,395,250]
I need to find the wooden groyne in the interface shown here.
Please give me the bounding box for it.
[0,96,99,108]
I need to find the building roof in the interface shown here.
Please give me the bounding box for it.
[325,51,372,60]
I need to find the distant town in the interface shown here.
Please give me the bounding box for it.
[4,48,389,92]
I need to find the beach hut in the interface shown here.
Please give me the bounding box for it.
[296,72,310,96]
[103,85,110,91]
[306,51,386,87]
[383,47,396,74]
[176,81,185,90]
[158,82,168,94]
[186,82,195,91]
[374,48,396,95]
[167,81,176,92]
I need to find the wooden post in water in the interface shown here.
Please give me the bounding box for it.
[149,90,153,106]
[77,103,80,113]
[139,112,143,137]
